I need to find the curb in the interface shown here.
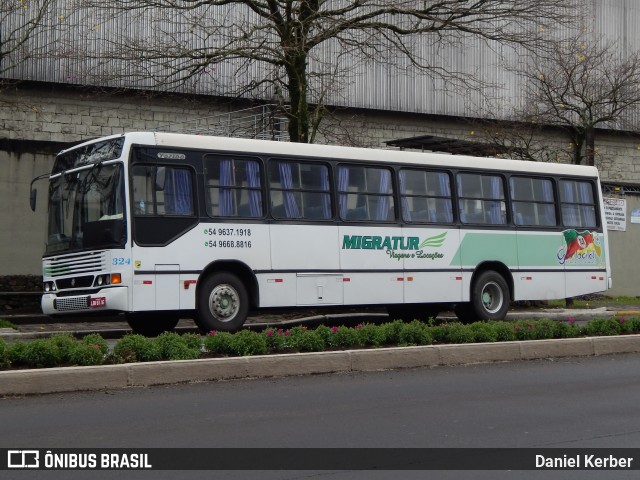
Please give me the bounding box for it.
[2,334,640,396]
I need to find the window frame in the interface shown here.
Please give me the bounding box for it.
[268,158,333,221]
[559,178,599,229]
[336,163,396,223]
[509,175,558,227]
[203,154,265,219]
[456,172,508,226]
[398,168,454,224]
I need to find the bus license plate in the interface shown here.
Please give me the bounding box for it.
[90,297,106,308]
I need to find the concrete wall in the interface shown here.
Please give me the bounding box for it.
[1,83,639,298]
[605,193,640,297]
[0,145,53,275]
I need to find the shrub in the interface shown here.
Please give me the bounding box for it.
[156,332,201,360]
[0,338,10,369]
[263,328,289,353]
[398,321,433,346]
[357,323,388,347]
[628,317,640,333]
[314,325,332,345]
[203,331,234,355]
[0,318,16,329]
[291,330,326,352]
[228,330,268,356]
[582,318,622,337]
[553,321,581,339]
[67,342,105,366]
[513,321,538,341]
[491,321,517,342]
[328,325,362,349]
[614,317,634,335]
[113,334,162,363]
[428,325,448,343]
[82,333,109,355]
[7,341,27,365]
[527,319,556,340]
[468,322,498,343]
[50,334,78,364]
[19,338,64,368]
[443,323,476,344]
[379,321,404,345]
[182,333,203,352]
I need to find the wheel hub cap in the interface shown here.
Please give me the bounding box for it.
[481,282,503,314]
[210,285,239,321]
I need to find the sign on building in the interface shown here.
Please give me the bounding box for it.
[603,197,627,231]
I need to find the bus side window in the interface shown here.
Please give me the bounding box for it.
[132,165,194,216]
[510,176,556,227]
[337,165,395,222]
[268,160,332,220]
[399,169,453,224]
[204,156,263,218]
[457,173,506,225]
[559,179,597,228]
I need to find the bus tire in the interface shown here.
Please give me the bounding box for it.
[125,313,179,337]
[196,272,249,332]
[469,270,510,321]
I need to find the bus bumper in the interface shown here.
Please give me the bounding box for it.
[42,286,129,315]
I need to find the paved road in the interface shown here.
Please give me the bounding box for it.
[2,353,640,479]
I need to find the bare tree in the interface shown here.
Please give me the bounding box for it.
[1,0,55,75]
[503,34,640,165]
[64,0,576,143]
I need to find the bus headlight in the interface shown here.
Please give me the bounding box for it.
[43,282,56,292]
[93,273,122,287]
[93,274,110,287]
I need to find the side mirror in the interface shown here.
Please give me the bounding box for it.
[29,173,50,212]
[30,189,37,212]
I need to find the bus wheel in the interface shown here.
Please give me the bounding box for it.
[469,270,510,321]
[125,313,179,337]
[196,272,248,332]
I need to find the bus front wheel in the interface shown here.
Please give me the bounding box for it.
[196,272,249,333]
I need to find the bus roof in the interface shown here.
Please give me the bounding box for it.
[65,131,601,178]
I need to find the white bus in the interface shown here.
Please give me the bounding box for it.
[31,132,611,335]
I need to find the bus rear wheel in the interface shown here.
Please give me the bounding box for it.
[125,313,179,337]
[468,270,511,322]
[455,271,510,323]
[196,272,249,333]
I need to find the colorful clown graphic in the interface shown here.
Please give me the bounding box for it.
[558,229,603,265]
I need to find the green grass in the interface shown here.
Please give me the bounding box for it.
[0,318,16,330]
[546,296,640,309]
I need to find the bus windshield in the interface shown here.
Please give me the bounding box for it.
[46,162,126,254]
